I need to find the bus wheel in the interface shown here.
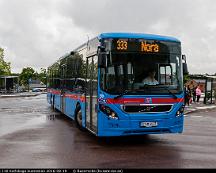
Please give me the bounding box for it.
[75,106,85,131]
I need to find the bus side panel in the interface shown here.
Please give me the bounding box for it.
[63,94,86,129]
[54,94,61,111]
[47,92,52,104]
[65,96,76,119]
[81,101,86,128]
[64,96,70,117]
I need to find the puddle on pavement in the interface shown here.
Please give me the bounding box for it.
[0,111,63,137]
[0,115,47,137]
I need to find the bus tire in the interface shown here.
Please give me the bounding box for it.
[75,105,85,131]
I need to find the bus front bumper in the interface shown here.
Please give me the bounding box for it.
[97,116,183,137]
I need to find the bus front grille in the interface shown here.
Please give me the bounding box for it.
[122,104,173,113]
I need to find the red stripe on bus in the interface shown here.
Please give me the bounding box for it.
[48,90,85,102]
[79,96,86,102]
[64,94,85,102]
[51,90,61,95]
[47,89,61,95]
[152,98,184,103]
[106,98,184,104]
[64,94,78,99]
[106,98,145,104]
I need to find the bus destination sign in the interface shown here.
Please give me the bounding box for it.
[114,39,161,53]
[141,41,159,53]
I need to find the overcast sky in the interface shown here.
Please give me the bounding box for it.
[0,0,216,74]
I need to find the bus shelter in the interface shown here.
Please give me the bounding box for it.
[204,75,216,104]
[0,76,19,93]
[186,74,216,104]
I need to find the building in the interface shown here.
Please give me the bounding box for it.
[29,79,46,92]
[0,75,19,93]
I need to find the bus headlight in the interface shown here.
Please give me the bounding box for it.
[176,106,184,117]
[99,104,119,120]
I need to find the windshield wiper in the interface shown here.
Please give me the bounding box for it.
[164,87,178,99]
[114,86,178,99]
[114,89,130,99]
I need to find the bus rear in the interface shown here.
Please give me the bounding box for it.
[97,33,184,136]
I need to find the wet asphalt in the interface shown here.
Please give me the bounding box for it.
[0,94,216,168]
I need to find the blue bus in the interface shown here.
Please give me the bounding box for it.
[47,32,188,136]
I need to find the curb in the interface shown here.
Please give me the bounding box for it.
[184,105,216,115]
[184,109,197,115]
[0,93,40,98]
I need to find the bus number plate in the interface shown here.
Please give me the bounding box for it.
[140,121,158,127]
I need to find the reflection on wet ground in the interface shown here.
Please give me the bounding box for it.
[0,95,50,137]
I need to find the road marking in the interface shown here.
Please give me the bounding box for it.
[191,115,203,118]
[196,106,216,110]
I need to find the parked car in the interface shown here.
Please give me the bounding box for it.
[32,88,42,92]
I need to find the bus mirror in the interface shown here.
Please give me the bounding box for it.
[98,46,106,52]
[98,53,107,67]
[182,54,189,75]
[182,54,186,62]
[183,63,189,75]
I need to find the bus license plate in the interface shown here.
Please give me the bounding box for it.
[140,121,158,127]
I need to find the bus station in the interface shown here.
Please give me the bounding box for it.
[0,75,19,93]
[186,74,216,104]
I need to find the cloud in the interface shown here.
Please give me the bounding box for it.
[0,0,216,74]
[64,0,216,74]
[0,0,93,72]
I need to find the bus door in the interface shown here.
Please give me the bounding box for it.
[86,56,98,133]
[60,64,66,114]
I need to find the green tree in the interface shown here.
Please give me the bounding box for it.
[183,74,190,85]
[0,48,11,75]
[19,67,36,86]
[37,68,47,84]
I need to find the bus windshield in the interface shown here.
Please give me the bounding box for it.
[100,53,183,95]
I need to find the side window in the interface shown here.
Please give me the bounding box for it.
[159,64,174,85]
[92,56,98,96]
[66,55,76,90]
[60,63,66,89]
[47,68,51,88]
[65,79,75,91]
[53,62,60,89]
[106,66,115,89]
[159,63,176,85]
[74,79,86,93]
[86,56,98,95]
[127,62,134,82]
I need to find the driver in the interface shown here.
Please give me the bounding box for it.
[142,68,159,85]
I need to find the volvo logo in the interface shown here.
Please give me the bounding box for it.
[145,98,152,104]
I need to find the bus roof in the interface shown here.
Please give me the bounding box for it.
[99,32,180,43]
